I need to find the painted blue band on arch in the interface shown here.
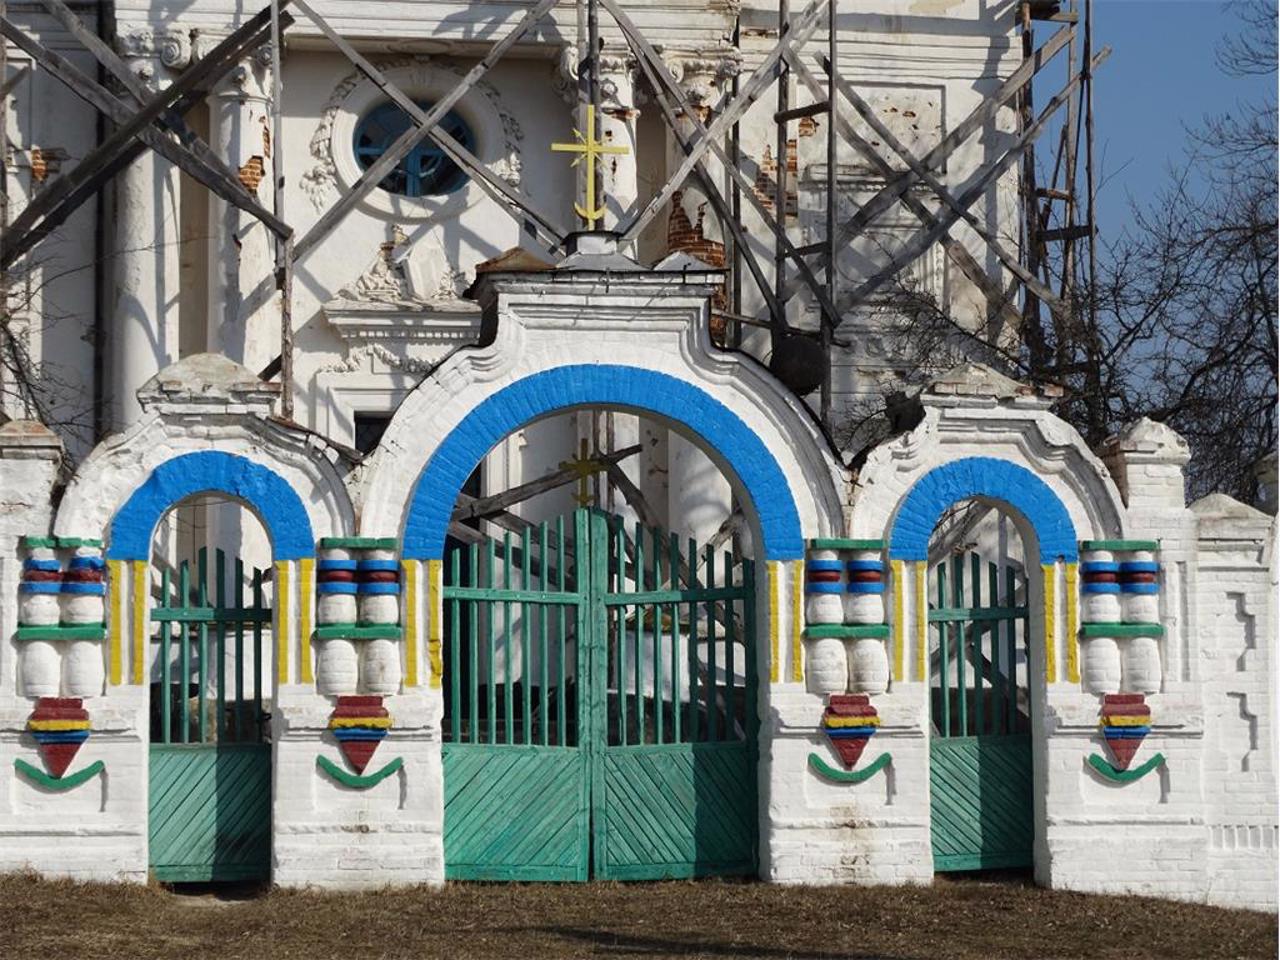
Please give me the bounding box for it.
[23,559,60,572]
[888,457,1078,564]
[318,582,358,595]
[358,582,400,595]
[400,366,805,562]
[318,559,358,572]
[107,451,314,561]
[1120,583,1159,594]
[846,582,885,594]
[1082,583,1120,594]
[60,582,105,595]
[1081,561,1120,574]
[1120,561,1159,573]
[846,560,884,572]
[806,559,842,572]
[19,582,61,594]
[805,582,844,595]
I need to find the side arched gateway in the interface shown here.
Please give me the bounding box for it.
[889,457,1078,874]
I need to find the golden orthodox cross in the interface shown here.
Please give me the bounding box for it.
[551,104,630,229]
[558,439,597,507]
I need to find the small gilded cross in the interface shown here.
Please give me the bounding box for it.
[558,439,598,507]
[551,104,630,229]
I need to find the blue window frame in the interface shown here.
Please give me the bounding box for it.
[353,100,474,198]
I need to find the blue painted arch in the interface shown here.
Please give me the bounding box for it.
[400,365,805,561]
[887,457,1078,564]
[106,450,315,561]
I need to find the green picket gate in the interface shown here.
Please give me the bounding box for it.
[148,549,272,883]
[441,510,758,881]
[928,551,1033,872]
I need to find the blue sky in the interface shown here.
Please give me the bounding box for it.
[1089,1,1275,235]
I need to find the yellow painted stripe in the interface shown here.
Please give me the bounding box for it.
[299,558,314,685]
[1065,561,1080,684]
[401,559,419,688]
[891,559,906,682]
[767,562,780,683]
[131,560,147,685]
[108,560,124,685]
[915,562,927,680]
[1043,563,1057,684]
[823,716,880,728]
[276,560,290,685]
[330,716,393,729]
[426,559,442,689]
[790,560,804,683]
[1100,714,1150,728]
[28,719,91,731]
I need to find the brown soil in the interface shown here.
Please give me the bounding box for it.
[0,871,1273,960]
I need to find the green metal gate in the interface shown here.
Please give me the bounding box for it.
[928,551,1033,872]
[148,549,272,883]
[441,510,758,881]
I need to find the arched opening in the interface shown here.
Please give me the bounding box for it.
[925,500,1035,873]
[431,407,763,881]
[145,495,274,884]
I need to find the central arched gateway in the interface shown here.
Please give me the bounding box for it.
[359,255,846,881]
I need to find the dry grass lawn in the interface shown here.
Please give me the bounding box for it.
[0,871,1274,960]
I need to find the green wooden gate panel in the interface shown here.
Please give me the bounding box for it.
[149,743,271,882]
[930,735,1033,871]
[148,549,272,883]
[929,552,1034,873]
[443,746,589,881]
[596,743,755,880]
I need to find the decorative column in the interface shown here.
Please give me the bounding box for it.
[17,536,107,698]
[312,538,404,697]
[110,29,189,429]
[201,32,278,375]
[802,539,890,696]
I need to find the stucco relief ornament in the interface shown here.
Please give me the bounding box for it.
[115,27,192,80]
[301,56,523,212]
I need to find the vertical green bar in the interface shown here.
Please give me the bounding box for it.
[615,519,626,745]
[937,563,949,737]
[578,509,594,753]
[449,548,461,742]
[160,566,171,744]
[652,526,663,746]
[723,550,737,741]
[521,527,532,745]
[252,569,264,740]
[215,549,226,742]
[990,561,1003,735]
[502,533,513,745]
[972,552,983,737]
[704,544,716,742]
[952,555,966,736]
[469,544,480,745]
[539,522,549,747]
[1003,568,1013,732]
[669,532,681,744]
[743,558,758,750]
[556,517,566,746]
[197,548,209,744]
[634,521,644,744]
[179,560,190,744]
[485,539,496,745]
[234,559,245,740]
[687,536,699,741]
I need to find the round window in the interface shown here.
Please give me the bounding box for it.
[352,100,474,198]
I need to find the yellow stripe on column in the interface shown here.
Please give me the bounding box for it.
[427,559,443,689]
[108,560,124,686]
[299,558,314,685]
[131,560,147,685]
[915,561,927,680]
[402,559,420,687]
[790,560,804,683]
[1043,562,1057,684]
[891,559,906,682]
[275,560,291,685]
[766,562,780,683]
[1065,561,1080,684]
